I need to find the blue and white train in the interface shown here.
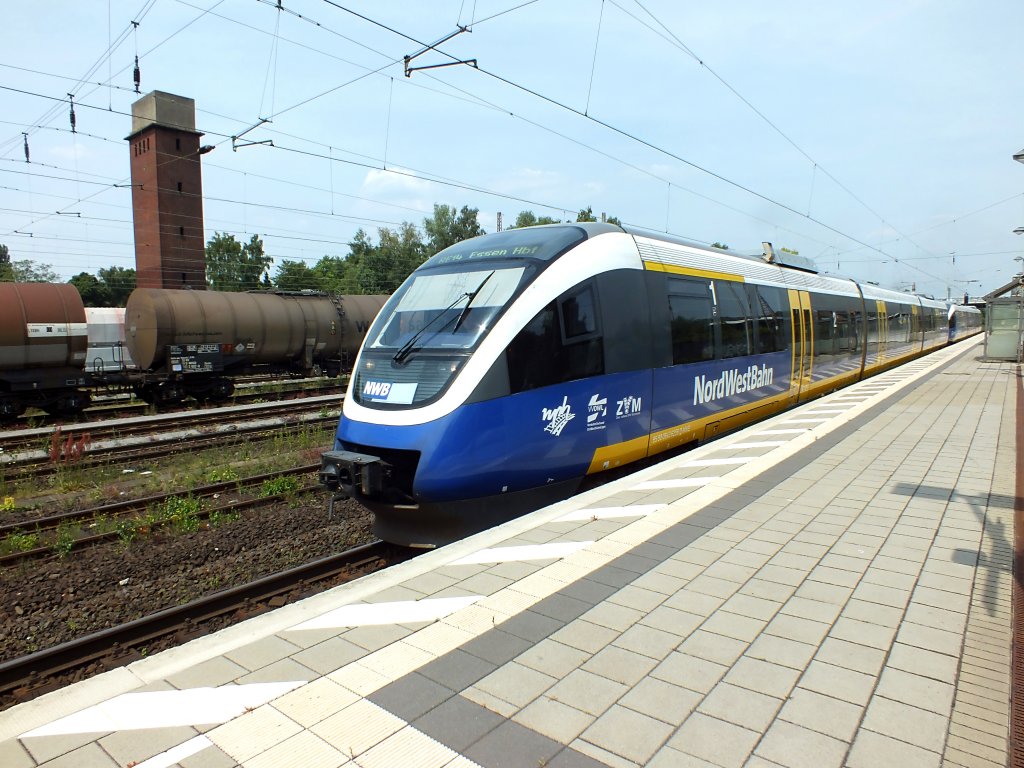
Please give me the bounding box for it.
[319,223,982,546]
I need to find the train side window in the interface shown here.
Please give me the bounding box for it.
[506,285,604,394]
[668,277,713,365]
[557,283,604,382]
[750,285,787,353]
[507,302,561,393]
[559,284,599,341]
[714,279,751,359]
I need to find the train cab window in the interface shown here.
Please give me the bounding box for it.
[507,283,604,394]
[750,285,787,354]
[714,279,752,359]
[668,277,713,365]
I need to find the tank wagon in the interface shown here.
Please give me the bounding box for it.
[318,223,983,547]
[0,283,387,419]
[124,289,387,404]
[0,282,91,418]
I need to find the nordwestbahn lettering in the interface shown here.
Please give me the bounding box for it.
[693,364,774,405]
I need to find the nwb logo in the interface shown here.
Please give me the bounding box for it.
[542,396,575,437]
[363,381,392,397]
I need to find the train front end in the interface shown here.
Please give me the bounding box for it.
[319,223,641,547]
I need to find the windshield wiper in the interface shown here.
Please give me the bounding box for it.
[452,271,495,333]
[392,291,470,365]
[392,271,498,365]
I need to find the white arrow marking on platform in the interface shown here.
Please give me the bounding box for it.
[451,540,593,566]
[21,681,305,738]
[289,595,482,631]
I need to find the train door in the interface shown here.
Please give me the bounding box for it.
[876,300,888,366]
[787,289,813,400]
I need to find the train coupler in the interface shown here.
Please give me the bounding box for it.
[319,450,384,519]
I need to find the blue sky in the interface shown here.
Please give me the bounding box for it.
[2,0,1022,300]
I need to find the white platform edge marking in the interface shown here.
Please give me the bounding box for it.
[632,477,715,491]
[555,504,665,522]
[717,441,788,449]
[288,595,482,632]
[20,681,305,738]
[680,456,761,467]
[135,734,213,768]
[450,540,594,565]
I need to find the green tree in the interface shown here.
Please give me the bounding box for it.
[511,211,560,228]
[711,242,729,250]
[11,259,59,283]
[0,244,12,282]
[313,255,358,294]
[69,272,113,306]
[205,233,272,291]
[274,260,323,291]
[98,266,136,305]
[355,222,426,294]
[423,204,485,254]
[574,206,621,225]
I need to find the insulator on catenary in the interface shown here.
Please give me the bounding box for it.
[22,133,29,163]
[134,56,141,94]
[68,94,76,133]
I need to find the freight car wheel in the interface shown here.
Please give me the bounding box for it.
[155,383,186,406]
[0,397,25,422]
[136,384,159,405]
[43,390,91,416]
[208,379,234,402]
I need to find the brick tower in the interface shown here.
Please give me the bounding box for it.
[127,91,207,289]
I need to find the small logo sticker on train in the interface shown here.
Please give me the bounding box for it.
[616,395,642,418]
[587,394,607,431]
[363,380,418,404]
[542,396,575,437]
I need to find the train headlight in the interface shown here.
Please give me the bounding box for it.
[319,460,340,490]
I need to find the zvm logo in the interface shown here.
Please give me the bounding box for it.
[616,395,642,418]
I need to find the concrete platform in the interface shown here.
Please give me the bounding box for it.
[0,335,1012,768]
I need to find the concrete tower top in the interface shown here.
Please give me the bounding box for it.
[129,91,199,137]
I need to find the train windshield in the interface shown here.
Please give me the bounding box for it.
[368,265,527,354]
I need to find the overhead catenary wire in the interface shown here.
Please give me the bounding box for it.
[309,0,957,290]
[0,0,1007,296]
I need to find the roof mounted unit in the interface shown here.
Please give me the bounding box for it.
[761,241,818,273]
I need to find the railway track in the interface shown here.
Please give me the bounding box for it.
[0,464,323,565]
[0,397,340,481]
[7,379,346,430]
[0,540,415,707]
